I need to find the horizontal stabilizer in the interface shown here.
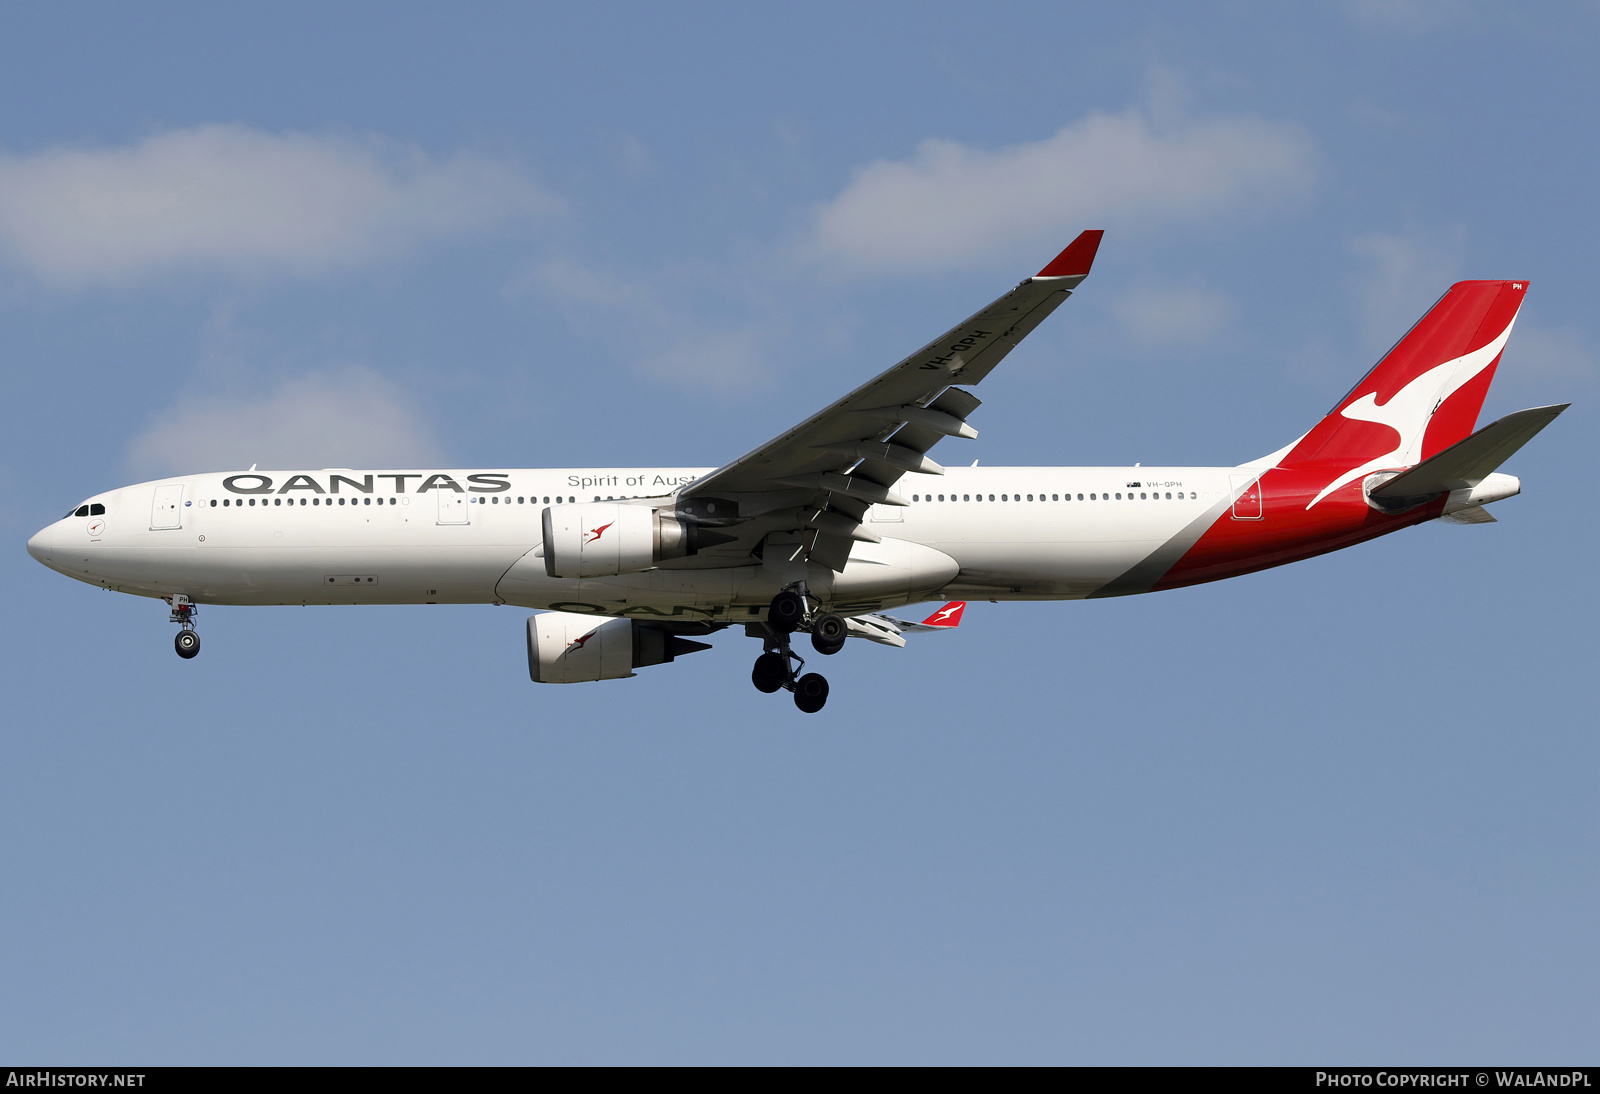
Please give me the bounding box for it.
[846,601,968,647]
[844,615,907,648]
[1369,403,1568,499]
[1439,505,1497,524]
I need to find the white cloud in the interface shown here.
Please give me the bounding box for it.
[1348,229,1465,350]
[1345,0,1476,33]
[1505,325,1596,382]
[518,257,771,390]
[1109,286,1235,347]
[126,369,445,478]
[615,133,655,177]
[810,108,1315,270]
[0,124,555,285]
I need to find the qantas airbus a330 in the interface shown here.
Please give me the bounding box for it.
[27,231,1566,712]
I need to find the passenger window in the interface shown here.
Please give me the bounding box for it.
[963,494,970,502]
[938,495,945,502]
[210,499,217,508]
[1140,493,1146,499]
[1027,494,1034,501]
[1051,495,1058,501]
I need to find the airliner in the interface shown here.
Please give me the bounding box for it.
[26,231,1566,712]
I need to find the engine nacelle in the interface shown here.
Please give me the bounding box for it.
[526,611,712,683]
[541,502,698,578]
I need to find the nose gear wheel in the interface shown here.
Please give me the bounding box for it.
[169,597,200,659]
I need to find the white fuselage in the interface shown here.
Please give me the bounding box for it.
[29,465,1248,620]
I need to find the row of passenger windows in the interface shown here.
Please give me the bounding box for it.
[212,496,396,507]
[67,503,106,517]
[912,491,1198,502]
[470,496,579,504]
[208,494,585,508]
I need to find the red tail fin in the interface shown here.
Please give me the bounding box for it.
[919,602,966,628]
[1276,280,1527,506]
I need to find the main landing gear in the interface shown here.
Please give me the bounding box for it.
[169,596,200,659]
[750,587,843,713]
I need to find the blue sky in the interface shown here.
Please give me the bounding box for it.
[1,1,1595,1064]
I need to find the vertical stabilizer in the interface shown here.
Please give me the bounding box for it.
[1276,280,1527,507]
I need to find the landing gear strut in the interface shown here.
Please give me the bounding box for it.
[169,596,200,659]
[751,586,831,712]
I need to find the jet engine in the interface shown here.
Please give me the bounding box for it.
[542,502,702,578]
[526,611,712,683]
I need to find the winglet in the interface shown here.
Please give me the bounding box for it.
[919,601,966,628]
[1036,230,1104,279]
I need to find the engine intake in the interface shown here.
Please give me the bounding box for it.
[541,502,700,578]
[526,611,712,683]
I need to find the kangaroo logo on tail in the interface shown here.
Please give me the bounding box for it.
[1274,280,1527,509]
[1306,315,1517,508]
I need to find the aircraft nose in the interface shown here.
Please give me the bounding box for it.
[27,525,53,564]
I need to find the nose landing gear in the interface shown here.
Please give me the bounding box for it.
[751,587,833,712]
[169,596,200,659]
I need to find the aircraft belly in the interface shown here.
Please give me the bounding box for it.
[494,536,958,620]
[71,543,526,605]
[496,551,745,616]
[925,507,1202,598]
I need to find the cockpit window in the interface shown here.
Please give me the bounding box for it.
[74,505,90,517]
[90,503,105,516]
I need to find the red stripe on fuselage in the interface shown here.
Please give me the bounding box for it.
[1153,469,1446,590]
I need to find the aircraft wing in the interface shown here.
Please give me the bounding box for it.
[677,231,1104,571]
